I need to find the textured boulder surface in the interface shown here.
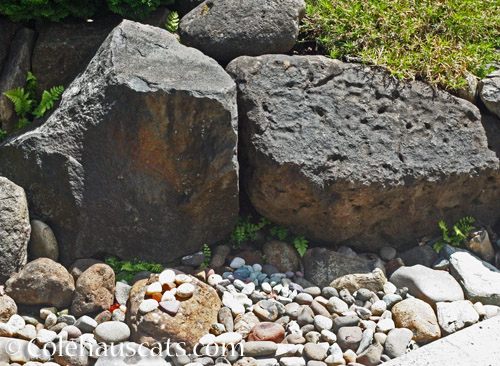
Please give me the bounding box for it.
[0,177,30,283]
[0,19,20,73]
[303,247,380,288]
[32,18,120,97]
[5,258,75,308]
[227,55,500,250]
[179,0,306,62]
[0,20,239,264]
[480,70,500,118]
[127,274,221,352]
[71,264,116,316]
[0,27,35,132]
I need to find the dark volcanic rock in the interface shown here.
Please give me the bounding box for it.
[0,19,20,73]
[0,20,239,264]
[179,0,306,62]
[32,18,119,98]
[0,27,35,132]
[226,55,500,251]
[303,247,379,288]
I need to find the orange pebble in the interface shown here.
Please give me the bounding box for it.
[162,282,177,291]
[152,293,162,302]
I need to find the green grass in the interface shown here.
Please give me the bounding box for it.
[301,0,500,90]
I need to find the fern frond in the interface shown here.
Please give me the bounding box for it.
[3,87,32,117]
[165,11,179,33]
[26,71,37,105]
[33,85,64,118]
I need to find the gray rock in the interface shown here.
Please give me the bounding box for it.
[32,18,120,98]
[75,316,98,334]
[115,282,132,306]
[280,357,305,366]
[243,341,278,357]
[0,20,239,265]
[263,241,301,273]
[0,28,35,132]
[436,300,479,335]
[332,314,359,333]
[331,269,387,294]
[398,246,439,268]
[480,70,500,118]
[28,220,59,261]
[379,247,397,262]
[179,0,306,62]
[465,229,495,262]
[384,328,413,358]
[54,341,89,366]
[446,248,500,306]
[5,258,74,308]
[94,321,130,344]
[356,328,374,355]
[297,305,314,326]
[226,54,500,252]
[337,326,362,351]
[181,252,205,267]
[0,19,20,73]
[0,177,30,283]
[390,265,464,307]
[94,342,170,366]
[302,248,379,288]
[303,343,328,361]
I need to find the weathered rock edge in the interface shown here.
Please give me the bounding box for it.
[0,20,239,264]
[227,55,500,250]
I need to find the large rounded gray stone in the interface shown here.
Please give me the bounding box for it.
[480,70,500,118]
[179,0,306,62]
[226,54,500,251]
[0,20,239,265]
[390,265,464,307]
[28,220,59,261]
[0,177,30,283]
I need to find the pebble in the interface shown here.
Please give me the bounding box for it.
[45,313,57,328]
[177,283,196,298]
[343,349,357,364]
[37,329,57,344]
[321,287,338,299]
[115,281,132,305]
[16,324,36,341]
[320,330,336,344]
[373,332,387,345]
[57,315,76,326]
[8,315,25,333]
[379,247,397,261]
[339,289,355,305]
[255,300,280,321]
[208,274,223,287]
[295,293,314,305]
[75,316,97,333]
[159,269,176,285]
[40,307,56,320]
[303,343,328,361]
[280,357,306,366]
[304,287,321,297]
[214,332,242,345]
[337,326,362,351]
[327,297,348,314]
[146,281,163,295]
[383,282,397,295]
[304,331,321,344]
[384,328,413,358]
[249,322,285,343]
[313,315,332,332]
[376,318,395,333]
[356,343,383,366]
[243,341,278,357]
[94,321,130,343]
[230,257,246,269]
[356,328,374,354]
[333,314,359,332]
[175,274,192,285]
[139,299,159,313]
[370,300,387,316]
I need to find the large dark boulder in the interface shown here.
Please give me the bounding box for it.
[226,55,500,251]
[0,27,35,132]
[0,18,20,74]
[179,0,306,62]
[32,18,120,98]
[0,20,239,264]
[0,177,30,283]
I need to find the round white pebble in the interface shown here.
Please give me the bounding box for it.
[175,274,192,285]
[159,269,176,285]
[177,283,195,298]
[208,274,223,287]
[146,282,162,295]
[139,299,159,314]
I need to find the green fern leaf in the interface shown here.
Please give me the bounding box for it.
[33,85,64,118]
[3,87,32,117]
[26,71,37,105]
[165,11,179,33]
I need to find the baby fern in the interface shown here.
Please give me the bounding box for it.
[165,11,179,33]
[434,216,475,253]
[201,243,211,268]
[2,72,64,135]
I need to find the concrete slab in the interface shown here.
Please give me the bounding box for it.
[384,316,500,366]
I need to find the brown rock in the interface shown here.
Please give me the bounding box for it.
[71,264,115,316]
[210,245,231,268]
[248,322,285,343]
[330,268,387,293]
[94,310,112,324]
[0,294,17,322]
[230,250,264,266]
[263,240,301,272]
[337,326,362,351]
[0,19,20,72]
[68,259,103,282]
[392,298,441,343]
[234,312,260,338]
[310,300,330,317]
[5,258,74,308]
[356,343,383,366]
[127,273,221,352]
[304,343,328,361]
